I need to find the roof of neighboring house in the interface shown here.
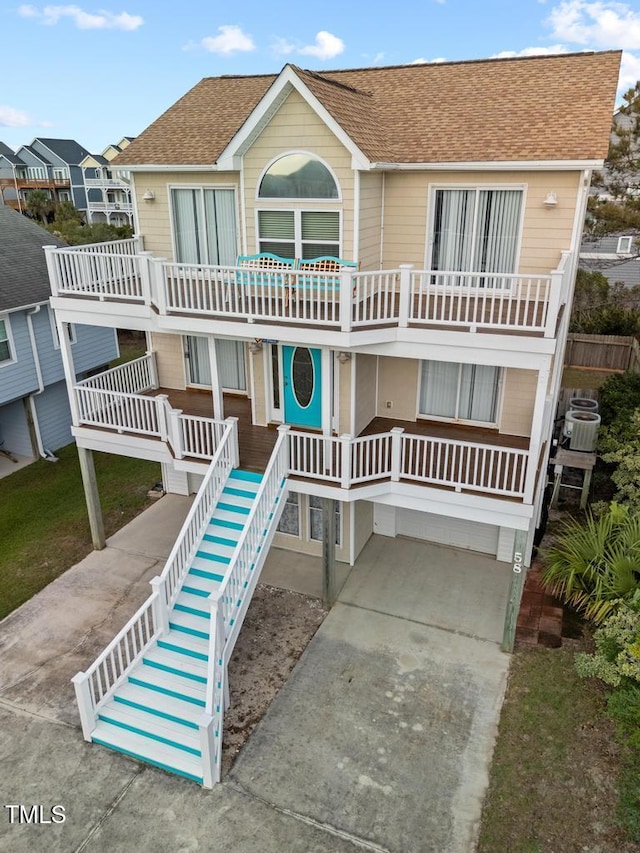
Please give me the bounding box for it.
[580,256,640,289]
[115,51,621,167]
[580,231,640,255]
[34,138,91,165]
[19,144,52,165]
[0,207,65,311]
[0,141,25,166]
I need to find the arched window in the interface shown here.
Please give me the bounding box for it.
[258,153,339,199]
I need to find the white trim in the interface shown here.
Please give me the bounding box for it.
[321,347,332,436]
[255,150,342,203]
[217,67,370,171]
[379,172,386,269]
[122,164,219,172]
[616,235,634,254]
[308,494,343,547]
[240,162,248,255]
[349,352,356,436]
[370,159,604,171]
[353,169,360,262]
[49,305,75,348]
[0,314,16,366]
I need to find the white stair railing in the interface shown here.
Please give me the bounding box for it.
[200,425,290,786]
[71,418,239,744]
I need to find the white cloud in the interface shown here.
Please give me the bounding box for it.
[200,25,255,55]
[411,57,447,64]
[271,36,295,56]
[18,4,143,30]
[298,31,345,60]
[0,106,31,127]
[491,44,568,58]
[620,50,640,90]
[547,0,640,49]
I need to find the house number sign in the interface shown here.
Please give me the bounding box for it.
[513,552,523,574]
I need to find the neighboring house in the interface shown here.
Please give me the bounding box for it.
[0,137,92,215]
[80,137,135,226]
[580,231,640,288]
[0,206,118,464]
[47,51,619,785]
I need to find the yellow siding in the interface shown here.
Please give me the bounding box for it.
[381,170,581,273]
[354,354,377,435]
[150,332,185,389]
[358,171,383,268]
[353,500,373,561]
[251,347,268,426]
[243,90,354,259]
[499,368,537,436]
[375,357,419,420]
[132,172,240,259]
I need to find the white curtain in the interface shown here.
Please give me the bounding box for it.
[431,190,474,271]
[186,335,211,385]
[458,364,500,422]
[216,339,246,391]
[419,361,459,418]
[172,189,200,264]
[172,188,237,265]
[204,190,237,266]
[420,360,499,423]
[473,190,521,273]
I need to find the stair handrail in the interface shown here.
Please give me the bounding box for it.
[201,426,290,785]
[71,416,239,743]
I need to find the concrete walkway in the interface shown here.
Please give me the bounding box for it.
[0,496,509,852]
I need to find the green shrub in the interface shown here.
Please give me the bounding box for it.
[575,605,640,686]
[598,372,640,430]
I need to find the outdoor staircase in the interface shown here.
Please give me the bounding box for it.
[88,468,265,785]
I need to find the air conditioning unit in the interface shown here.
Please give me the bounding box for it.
[563,411,601,452]
[569,396,599,414]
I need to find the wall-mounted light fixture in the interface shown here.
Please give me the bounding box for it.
[142,188,155,201]
[248,339,263,354]
[544,192,557,207]
[337,351,351,364]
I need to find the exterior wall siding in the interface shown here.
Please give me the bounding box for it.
[0,311,38,405]
[375,357,420,420]
[37,310,117,386]
[357,171,383,268]
[499,368,537,437]
[0,398,33,456]
[33,379,73,451]
[242,89,354,260]
[381,169,581,274]
[353,499,374,562]
[354,353,377,435]
[150,332,187,390]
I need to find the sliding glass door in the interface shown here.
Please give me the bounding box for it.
[171,188,237,265]
[185,337,246,391]
[419,360,501,424]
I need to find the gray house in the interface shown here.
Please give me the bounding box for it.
[0,206,118,466]
[579,231,640,288]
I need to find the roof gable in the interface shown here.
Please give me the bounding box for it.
[33,137,91,165]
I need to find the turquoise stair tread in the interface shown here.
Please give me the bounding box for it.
[158,629,209,661]
[211,508,249,526]
[98,702,201,754]
[182,574,220,597]
[91,720,203,783]
[142,648,207,684]
[170,611,211,641]
[194,550,231,565]
[189,560,225,581]
[175,591,211,619]
[208,515,244,532]
[229,469,263,484]
[216,501,251,516]
[120,678,205,718]
[202,532,238,548]
[197,538,237,558]
[223,485,259,500]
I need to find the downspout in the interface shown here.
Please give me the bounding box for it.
[26,305,58,461]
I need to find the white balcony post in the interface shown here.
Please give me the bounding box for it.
[138,251,154,306]
[155,394,170,443]
[149,577,169,634]
[43,245,60,296]
[56,317,81,425]
[207,335,224,421]
[152,257,168,315]
[339,434,352,488]
[167,407,184,459]
[199,714,217,788]
[133,233,145,253]
[71,671,96,741]
[226,416,240,467]
[523,366,550,503]
[147,350,159,389]
[340,271,353,332]
[390,427,405,481]
[544,269,564,338]
[398,264,413,328]
[277,424,291,474]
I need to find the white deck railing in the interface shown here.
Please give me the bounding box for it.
[71,418,239,744]
[75,386,161,436]
[202,426,289,785]
[46,242,570,337]
[76,353,156,395]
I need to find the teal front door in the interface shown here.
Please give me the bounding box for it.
[283,346,322,429]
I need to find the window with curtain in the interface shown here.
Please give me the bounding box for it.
[419,360,501,424]
[185,336,246,391]
[0,318,11,363]
[309,495,341,545]
[277,491,300,536]
[430,188,522,274]
[171,188,237,265]
[258,210,340,259]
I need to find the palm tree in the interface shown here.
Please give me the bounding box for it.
[25,189,52,224]
[541,502,640,623]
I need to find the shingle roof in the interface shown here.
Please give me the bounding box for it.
[0,141,25,166]
[115,51,621,167]
[35,138,91,165]
[19,144,52,165]
[0,207,65,311]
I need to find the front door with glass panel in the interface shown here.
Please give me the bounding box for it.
[282,346,322,428]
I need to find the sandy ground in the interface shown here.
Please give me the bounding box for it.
[221,584,327,775]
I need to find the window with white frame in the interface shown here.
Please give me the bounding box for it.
[430,188,523,274]
[27,166,45,180]
[52,168,68,181]
[0,317,13,363]
[308,495,341,545]
[171,188,237,265]
[277,491,300,537]
[617,236,634,254]
[419,360,501,424]
[259,153,338,199]
[257,210,340,259]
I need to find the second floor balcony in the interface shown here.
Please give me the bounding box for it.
[46,238,571,339]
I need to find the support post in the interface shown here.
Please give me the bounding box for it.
[523,365,550,503]
[398,264,414,328]
[226,416,240,468]
[71,672,96,741]
[340,272,353,332]
[390,427,404,481]
[77,446,106,550]
[339,434,352,488]
[322,497,337,609]
[149,577,169,634]
[501,529,529,653]
[138,251,154,305]
[208,336,224,421]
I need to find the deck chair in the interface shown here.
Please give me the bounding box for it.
[294,256,359,300]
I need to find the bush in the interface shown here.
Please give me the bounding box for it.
[575,604,640,686]
[598,371,640,430]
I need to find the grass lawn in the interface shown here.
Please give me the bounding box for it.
[110,330,147,367]
[562,366,619,391]
[0,444,160,620]
[479,645,634,853]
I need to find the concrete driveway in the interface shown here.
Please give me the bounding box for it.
[0,496,510,853]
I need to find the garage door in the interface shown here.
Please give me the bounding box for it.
[396,509,499,555]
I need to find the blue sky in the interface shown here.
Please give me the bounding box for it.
[0,0,638,154]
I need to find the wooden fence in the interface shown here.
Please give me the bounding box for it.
[564,334,640,371]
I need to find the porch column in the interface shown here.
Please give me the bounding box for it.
[501,529,528,653]
[78,446,106,551]
[55,318,80,425]
[523,364,550,504]
[207,336,224,421]
[322,498,337,609]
